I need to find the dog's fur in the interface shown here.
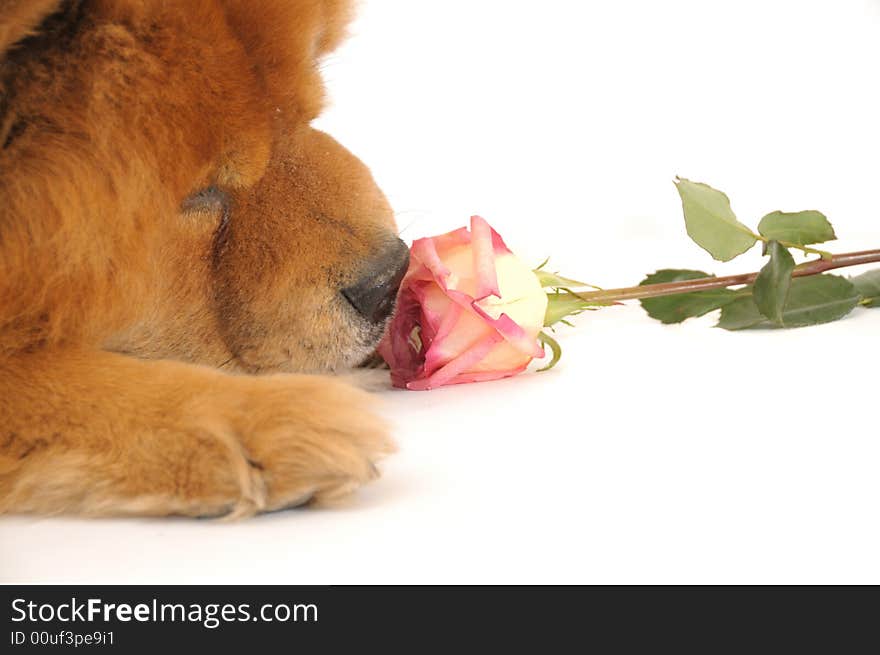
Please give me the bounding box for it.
[0,0,401,517]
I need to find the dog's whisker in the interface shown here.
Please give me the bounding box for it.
[397,216,424,237]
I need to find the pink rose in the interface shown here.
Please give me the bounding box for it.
[378,216,548,390]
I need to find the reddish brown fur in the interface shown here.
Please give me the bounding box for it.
[0,0,399,516]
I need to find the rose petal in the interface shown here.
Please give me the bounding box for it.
[471,342,524,371]
[469,215,501,300]
[412,282,447,337]
[410,236,451,282]
[406,331,504,390]
[442,363,530,385]
[409,227,472,289]
[431,226,472,253]
[424,307,494,374]
[422,293,470,376]
[485,218,513,256]
[440,290,542,354]
[378,287,429,387]
[470,306,545,358]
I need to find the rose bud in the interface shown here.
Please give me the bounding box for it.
[378,215,548,390]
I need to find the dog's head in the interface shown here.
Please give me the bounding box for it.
[0,0,407,372]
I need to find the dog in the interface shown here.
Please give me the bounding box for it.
[0,0,408,517]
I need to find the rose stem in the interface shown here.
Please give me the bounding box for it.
[573,249,880,304]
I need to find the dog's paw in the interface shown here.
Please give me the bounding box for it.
[226,374,395,514]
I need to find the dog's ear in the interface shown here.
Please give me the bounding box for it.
[221,0,353,116]
[0,0,63,58]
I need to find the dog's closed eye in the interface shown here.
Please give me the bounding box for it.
[181,185,229,214]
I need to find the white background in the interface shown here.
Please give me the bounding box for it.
[2,0,879,583]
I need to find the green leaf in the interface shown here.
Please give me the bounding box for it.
[638,269,740,324]
[752,241,795,324]
[716,296,766,330]
[534,269,597,290]
[850,269,880,308]
[674,177,757,262]
[543,289,607,327]
[757,210,836,246]
[717,274,861,330]
[537,331,562,372]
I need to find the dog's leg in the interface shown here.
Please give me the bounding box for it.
[0,349,394,517]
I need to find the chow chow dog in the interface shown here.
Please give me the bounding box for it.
[0,0,408,517]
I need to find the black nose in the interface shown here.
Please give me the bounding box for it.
[342,238,410,324]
